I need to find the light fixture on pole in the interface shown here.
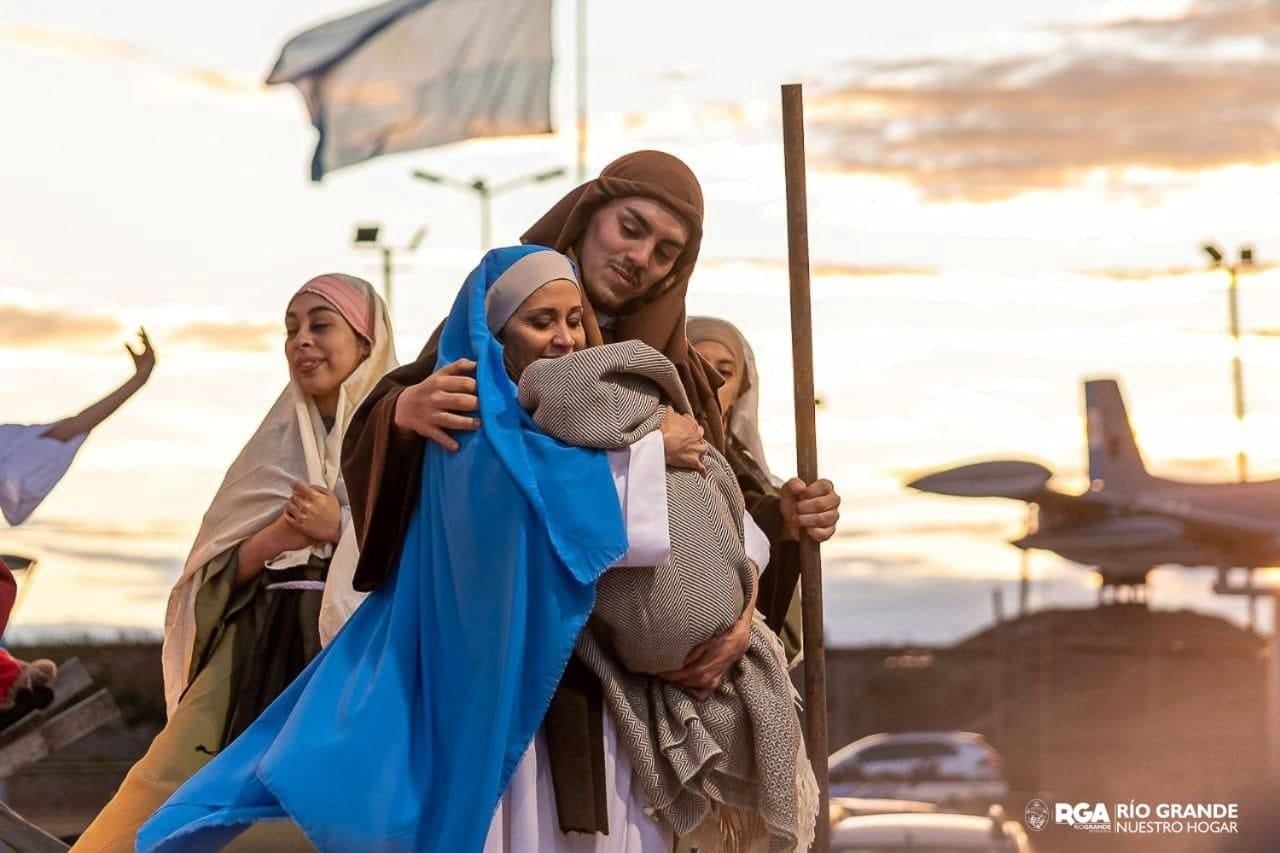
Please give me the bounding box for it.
[353,224,428,318]
[411,167,565,250]
[1203,242,1257,483]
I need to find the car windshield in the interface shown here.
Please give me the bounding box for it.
[859,742,958,761]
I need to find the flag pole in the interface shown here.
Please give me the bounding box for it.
[574,0,588,183]
[781,82,830,852]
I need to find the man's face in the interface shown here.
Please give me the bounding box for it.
[577,197,690,315]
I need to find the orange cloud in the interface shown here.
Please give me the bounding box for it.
[0,24,146,63]
[809,3,1280,202]
[0,305,120,348]
[1085,261,1278,281]
[179,67,262,95]
[0,305,285,352]
[703,258,937,278]
[0,24,259,96]
[170,320,279,351]
[1092,0,1280,45]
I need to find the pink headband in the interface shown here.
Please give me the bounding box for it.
[293,274,375,343]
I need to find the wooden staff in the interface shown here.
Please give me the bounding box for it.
[781,82,830,851]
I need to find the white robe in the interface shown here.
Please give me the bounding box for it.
[486,431,772,851]
[0,423,86,526]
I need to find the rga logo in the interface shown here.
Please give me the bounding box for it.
[1056,802,1113,833]
[1024,799,1051,832]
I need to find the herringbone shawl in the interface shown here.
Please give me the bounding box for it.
[518,342,817,851]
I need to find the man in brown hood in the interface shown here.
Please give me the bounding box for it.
[341,150,840,834]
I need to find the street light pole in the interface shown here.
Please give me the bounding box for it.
[1203,243,1256,484]
[1206,243,1260,630]
[479,186,493,252]
[382,246,394,316]
[354,224,427,319]
[412,167,565,251]
[576,0,588,183]
[1227,264,1246,482]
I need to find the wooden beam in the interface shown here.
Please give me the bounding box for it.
[781,81,831,852]
[0,690,119,779]
[0,801,68,852]
[0,658,94,744]
[46,659,93,711]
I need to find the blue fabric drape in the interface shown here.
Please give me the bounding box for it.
[138,245,627,852]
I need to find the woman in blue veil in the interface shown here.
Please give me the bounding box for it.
[138,246,634,852]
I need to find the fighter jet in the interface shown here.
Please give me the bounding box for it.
[906,379,1280,598]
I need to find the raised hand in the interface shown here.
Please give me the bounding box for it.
[40,327,157,442]
[126,327,156,384]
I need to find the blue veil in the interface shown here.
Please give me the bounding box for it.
[137,245,628,852]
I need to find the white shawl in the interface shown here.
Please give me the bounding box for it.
[0,424,87,526]
[160,280,397,715]
[686,316,778,485]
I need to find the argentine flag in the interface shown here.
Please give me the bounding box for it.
[267,0,554,180]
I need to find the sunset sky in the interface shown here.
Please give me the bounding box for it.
[2,0,1279,643]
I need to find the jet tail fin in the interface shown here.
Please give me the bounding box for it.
[1084,379,1150,489]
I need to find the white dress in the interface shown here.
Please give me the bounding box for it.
[485,432,772,852]
[0,423,85,525]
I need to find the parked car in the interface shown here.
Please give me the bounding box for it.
[828,732,1008,802]
[831,808,1034,852]
[829,797,938,825]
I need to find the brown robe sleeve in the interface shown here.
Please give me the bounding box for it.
[676,348,727,455]
[728,440,803,634]
[745,490,802,635]
[343,340,439,592]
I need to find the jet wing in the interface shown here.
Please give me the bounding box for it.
[908,460,1057,501]
[907,459,1113,524]
[1089,491,1280,541]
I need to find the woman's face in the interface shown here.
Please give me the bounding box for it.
[693,339,743,420]
[285,292,371,417]
[499,279,586,380]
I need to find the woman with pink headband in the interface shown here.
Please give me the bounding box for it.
[75,274,397,852]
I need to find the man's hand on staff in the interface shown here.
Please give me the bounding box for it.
[660,406,707,476]
[394,358,480,451]
[780,478,841,542]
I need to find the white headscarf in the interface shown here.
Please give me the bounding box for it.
[686,316,776,484]
[160,275,397,714]
[484,249,580,333]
